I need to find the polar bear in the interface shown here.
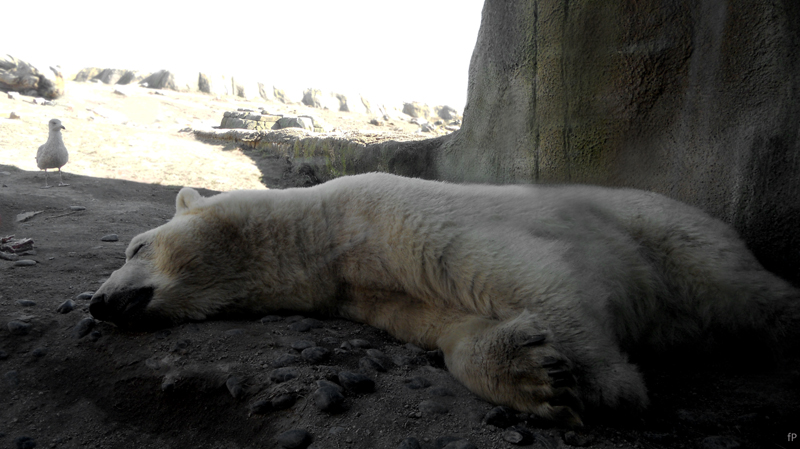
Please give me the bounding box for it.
[90,173,798,425]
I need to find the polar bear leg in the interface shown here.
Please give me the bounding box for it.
[338,288,646,425]
[437,310,648,426]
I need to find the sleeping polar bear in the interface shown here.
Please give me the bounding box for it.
[90,173,799,425]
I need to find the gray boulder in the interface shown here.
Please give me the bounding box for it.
[139,70,198,92]
[0,55,64,99]
[402,102,430,119]
[434,105,459,120]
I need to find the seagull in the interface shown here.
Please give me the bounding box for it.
[36,118,69,188]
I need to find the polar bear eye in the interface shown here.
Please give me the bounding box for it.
[130,243,146,258]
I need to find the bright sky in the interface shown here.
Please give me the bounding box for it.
[2,0,484,110]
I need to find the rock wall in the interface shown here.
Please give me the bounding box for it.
[430,0,800,284]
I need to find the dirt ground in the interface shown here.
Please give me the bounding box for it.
[1,82,799,449]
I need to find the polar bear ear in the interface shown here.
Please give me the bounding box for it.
[175,187,202,215]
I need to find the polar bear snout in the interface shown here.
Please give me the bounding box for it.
[90,287,156,328]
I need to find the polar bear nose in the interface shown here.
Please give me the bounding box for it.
[89,293,112,321]
[89,287,155,326]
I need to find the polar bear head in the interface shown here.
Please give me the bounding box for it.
[90,187,265,329]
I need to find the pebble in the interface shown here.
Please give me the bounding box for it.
[272,393,296,410]
[31,347,47,358]
[88,330,102,342]
[14,436,36,449]
[269,367,299,383]
[275,429,312,449]
[249,398,271,415]
[100,234,119,242]
[563,431,595,447]
[226,376,244,399]
[16,300,36,307]
[271,354,301,367]
[398,437,422,449]
[73,317,96,339]
[404,376,431,390]
[483,406,518,428]
[224,328,245,337]
[14,260,36,267]
[260,315,283,323]
[349,339,372,348]
[338,371,375,393]
[5,370,20,387]
[290,340,316,351]
[405,343,425,354]
[503,426,534,445]
[7,320,32,336]
[313,382,345,412]
[359,356,387,372]
[287,321,311,332]
[76,291,95,300]
[301,347,330,364]
[419,399,448,415]
[9,111,20,119]
[57,299,75,314]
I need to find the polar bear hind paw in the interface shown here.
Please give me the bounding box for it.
[440,313,585,426]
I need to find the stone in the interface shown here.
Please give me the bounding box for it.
[337,371,375,393]
[139,70,198,92]
[397,437,422,449]
[270,367,299,383]
[7,320,32,336]
[100,234,119,242]
[402,102,430,119]
[0,55,64,99]
[9,111,20,119]
[275,429,312,449]
[313,383,345,412]
[301,346,330,364]
[483,406,518,428]
[273,116,314,132]
[502,426,535,445]
[302,88,340,110]
[434,105,459,120]
[73,317,95,339]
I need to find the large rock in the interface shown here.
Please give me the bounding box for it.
[434,105,459,121]
[432,0,800,284]
[73,67,103,82]
[74,67,142,85]
[274,86,301,104]
[0,55,64,99]
[335,92,371,114]
[402,102,430,119]
[140,70,198,92]
[302,88,340,110]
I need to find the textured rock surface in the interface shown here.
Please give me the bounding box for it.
[0,55,64,99]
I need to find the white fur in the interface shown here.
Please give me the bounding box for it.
[91,173,799,424]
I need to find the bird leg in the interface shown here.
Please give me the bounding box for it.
[41,169,53,189]
[57,168,69,187]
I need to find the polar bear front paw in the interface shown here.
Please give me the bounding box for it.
[438,312,585,426]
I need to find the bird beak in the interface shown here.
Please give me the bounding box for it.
[61,126,66,130]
